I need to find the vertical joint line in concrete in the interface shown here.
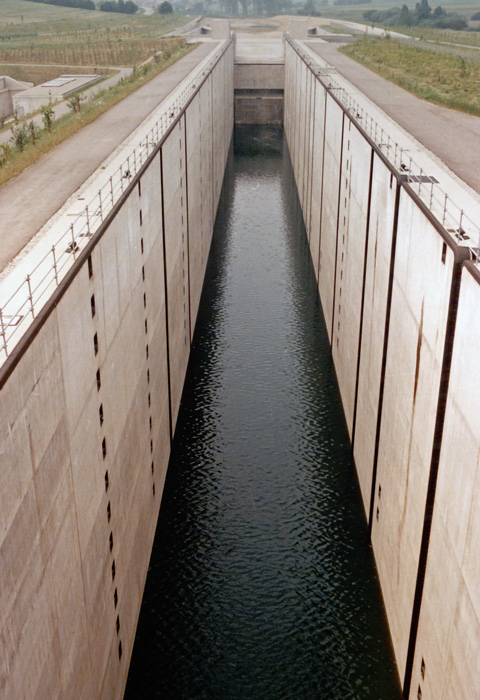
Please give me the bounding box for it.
[159,149,173,444]
[352,147,375,453]
[302,67,309,231]
[402,259,464,699]
[211,70,215,229]
[330,110,346,344]
[307,80,317,238]
[183,116,192,343]
[316,87,328,278]
[368,179,401,533]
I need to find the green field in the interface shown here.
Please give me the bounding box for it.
[341,36,480,115]
[0,39,194,185]
[0,0,190,68]
[0,63,116,84]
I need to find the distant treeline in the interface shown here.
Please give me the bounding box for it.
[25,0,139,13]
[364,0,468,30]
[28,0,96,9]
[334,0,371,5]
[98,0,138,13]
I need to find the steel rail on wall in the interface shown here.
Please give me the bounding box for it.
[284,33,480,264]
[0,36,234,367]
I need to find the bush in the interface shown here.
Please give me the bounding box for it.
[28,0,96,9]
[99,0,138,13]
[158,1,173,12]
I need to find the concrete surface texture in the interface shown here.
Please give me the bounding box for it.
[411,262,480,700]
[3,22,480,700]
[13,73,99,117]
[234,36,285,124]
[284,36,480,700]
[0,42,217,274]
[306,39,480,197]
[0,75,32,118]
[0,64,132,147]
[0,40,234,700]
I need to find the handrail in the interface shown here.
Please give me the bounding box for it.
[284,33,480,262]
[0,37,234,364]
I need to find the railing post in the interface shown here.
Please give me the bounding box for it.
[85,208,90,238]
[443,193,448,225]
[0,307,8,358]
[110,176,114,206]
[26,274,35,320]
[52,245,59,285]
[98,190,103,221]
[70,223,77,257]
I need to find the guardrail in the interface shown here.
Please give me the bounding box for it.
[0,36,233,364]
[284,33,480,261]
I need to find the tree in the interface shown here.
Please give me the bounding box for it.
[414,0,431,20]
[158,0,173,12]
[10,123,29,152]
[41,105,54,133]
[67,94,86,113]
[399,4,412,25]
[28,121,38,145]
[99,0,138,12]
[447,16,467,30]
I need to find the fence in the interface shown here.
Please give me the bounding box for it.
[0,37,233,364]
[285,33,480,261]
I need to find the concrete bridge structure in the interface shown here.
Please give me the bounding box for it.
[1,23,480,700]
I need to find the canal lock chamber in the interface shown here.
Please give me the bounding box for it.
[124,125,401,700]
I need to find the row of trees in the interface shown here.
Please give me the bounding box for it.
[184,0,306,16]
[24,0,139,13]
[98,0,138,12]
[364,0,468,30]
[28,0,96,9]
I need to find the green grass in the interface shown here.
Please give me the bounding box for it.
[0,0,191,65]
[398,25,480,47]
[341,36,480,115]
[0,63,115,84]
[0,40,195,186]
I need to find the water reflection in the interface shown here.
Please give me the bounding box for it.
[124,125,400,700]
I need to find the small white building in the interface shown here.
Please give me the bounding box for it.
[0,76,33,119]
[13,74,100,117]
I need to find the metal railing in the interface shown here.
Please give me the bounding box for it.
[285,34,480,260]
[0,37,233,364]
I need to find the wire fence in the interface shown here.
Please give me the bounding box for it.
[0,37,233,364]
[285,34,480,261]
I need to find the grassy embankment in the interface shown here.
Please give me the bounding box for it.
[0,0,188,66]
[0,0,194,185]
[341,36,480,116]
[0,40,195,186]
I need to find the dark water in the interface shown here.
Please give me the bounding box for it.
[124,126,401,700]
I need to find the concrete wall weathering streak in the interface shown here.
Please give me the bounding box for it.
[284,36,480,700]
[0,39,234,700]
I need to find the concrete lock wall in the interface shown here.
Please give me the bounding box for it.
[284,37,480,700]
[0,39,234,700]
[234,63,284,125]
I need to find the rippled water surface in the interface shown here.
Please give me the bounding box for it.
[125,126,401,700]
